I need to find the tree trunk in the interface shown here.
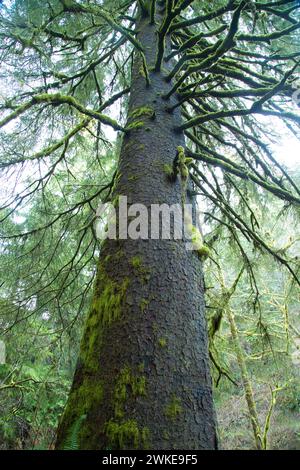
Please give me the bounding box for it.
[56,7,217,450]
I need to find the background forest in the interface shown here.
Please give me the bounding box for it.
[0,0,300,450]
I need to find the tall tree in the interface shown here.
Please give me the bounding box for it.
[0,0,299,450]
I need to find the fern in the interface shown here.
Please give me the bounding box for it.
[62,414,87,450]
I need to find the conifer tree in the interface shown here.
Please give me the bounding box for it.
[0,0,299,449]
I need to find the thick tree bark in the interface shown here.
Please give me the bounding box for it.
[56,8,217,450]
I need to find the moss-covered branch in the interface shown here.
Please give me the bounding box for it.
[0,93,125,131]
[0,118,90,168]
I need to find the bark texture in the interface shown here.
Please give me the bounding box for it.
[56,9,217,450]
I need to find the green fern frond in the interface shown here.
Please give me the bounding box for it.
[62,414,87,450]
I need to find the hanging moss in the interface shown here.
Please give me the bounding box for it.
[104,366,149,449]
[177,146,187,177]
[91,279,128,325]
[78,376,104,409]
[196,244,211,260]
[139,66,146,78]
[105,419,150,449]
[72,262,129,380]
[165,395,183,420]
[91,268,129,326]
[105,420,139,448]
[141,427,150,448]
[114,366,146,419]
[61,372,104,418]
[175,146,193,207]
[163,163,175,180]
[186,222,211,261]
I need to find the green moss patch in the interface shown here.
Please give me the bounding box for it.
[105,419,150,449]
[104,366,149,449]
[165,395,183,420]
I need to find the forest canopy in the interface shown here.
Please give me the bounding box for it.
[0,0,299,451]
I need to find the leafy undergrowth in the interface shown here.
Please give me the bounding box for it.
[0,363,71,450]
